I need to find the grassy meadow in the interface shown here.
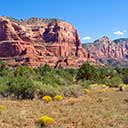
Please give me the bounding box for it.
[1,87,128,128]
[0,62,128,127]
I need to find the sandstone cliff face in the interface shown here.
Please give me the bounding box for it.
[0,17,88,67]
[83,36,128,66]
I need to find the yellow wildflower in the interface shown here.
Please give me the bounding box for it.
[83,89,90,94]
[0,105,6,113]
[39,116,54,126]
[54,95,63,101]
[42,96,52,103]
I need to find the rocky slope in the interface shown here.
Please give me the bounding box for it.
[83,36,128,66]
[1,16,127,67]
[0,16,93,67]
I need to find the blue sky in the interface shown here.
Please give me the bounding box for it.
[1,0,128,43]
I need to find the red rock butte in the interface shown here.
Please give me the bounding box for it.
[0,16,95,68]
[83,36,128,66]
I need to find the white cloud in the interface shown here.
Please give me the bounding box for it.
[82,36,92,40]
[113,31,124,36]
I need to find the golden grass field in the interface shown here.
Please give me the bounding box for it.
[0,88,128,128]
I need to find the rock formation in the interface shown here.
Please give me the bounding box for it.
[1,16,127,67]
[0,16,89,67]
[83,36,128,66]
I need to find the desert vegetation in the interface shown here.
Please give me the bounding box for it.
[0,61,128,127]
[0,61,127,99]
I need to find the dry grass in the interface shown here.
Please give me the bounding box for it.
[0,88,128,128]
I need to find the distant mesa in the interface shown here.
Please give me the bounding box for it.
[83,36,128,67]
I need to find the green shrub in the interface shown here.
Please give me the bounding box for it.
[14,66,36,79]
[61,85,83,97]
[123,76,128,84]
[34,81,61,97]
[76,62,96,81]
[102,77,123,87]
[7,77,37,99]
[0,63,127,99]
[0,61,11,76]
[79,80,94,88]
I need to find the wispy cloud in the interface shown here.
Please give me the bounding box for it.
[113,30,126,36]
[123,30,127,33]
[82,36,92,40]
